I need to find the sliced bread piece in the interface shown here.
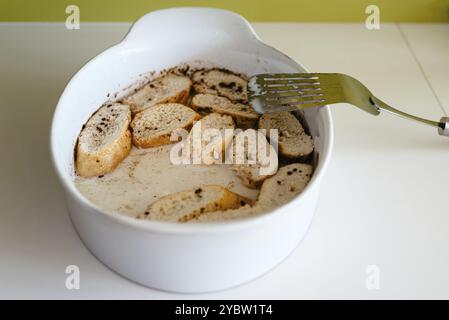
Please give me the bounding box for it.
[130,103,200,148]
[187,113,235,165]
[138,185,252,222]
[258,111,314,158]
[191,204,260,222]
[192,69,248,102]
[231,129,278,189]
[122,73,191,114]
[258,163,313,208]
[76,103,132,177]
[191,93,259,128]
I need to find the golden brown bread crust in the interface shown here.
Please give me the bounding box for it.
[137,185,253,222]
[76,103,132,177]
[76,130,132,177]
[191,204,260,222]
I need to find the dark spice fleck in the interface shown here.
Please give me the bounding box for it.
[195,188,202,194]
[98,175,104,178]
[197,107,212,113]
[219,81,236,89]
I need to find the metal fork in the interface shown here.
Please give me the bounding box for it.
[248,73,449,137]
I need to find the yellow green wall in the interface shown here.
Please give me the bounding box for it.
[1,0,448,22]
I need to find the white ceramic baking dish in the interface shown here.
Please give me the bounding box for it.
[50,7,333,293]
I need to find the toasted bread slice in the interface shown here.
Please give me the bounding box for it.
[258,163,313,208]
[192,69,248,102]
[76,103,132,177]
[187,113,235,164]
[138,185,252,222]
[258,111,314,158]
[191,204,260,222]
[130,103,200,148]
[191,94,259,128]
[231,129,278,189]
[122,73,191,114]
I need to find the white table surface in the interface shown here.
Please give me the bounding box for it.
[0,22,448,299]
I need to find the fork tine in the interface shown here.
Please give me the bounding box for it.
[264,100,326,110]
[248,73,340,113]
[258,78,320,85]
[299,87,324,92]
[260,92,326,101]
[261,94,325,104]
[262,89,324,98]
[262,96,326,107]
[259,102,326,113]
[258,84,323,92]
[256,73,321,79]
[290,101,327,108]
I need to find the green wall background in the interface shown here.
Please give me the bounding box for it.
[1,0,449,22]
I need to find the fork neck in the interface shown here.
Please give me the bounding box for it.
[370,96,443,129]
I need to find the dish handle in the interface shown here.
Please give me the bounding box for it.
[123,7,261,45]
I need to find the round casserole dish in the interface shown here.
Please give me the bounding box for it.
[50,7,333,293]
